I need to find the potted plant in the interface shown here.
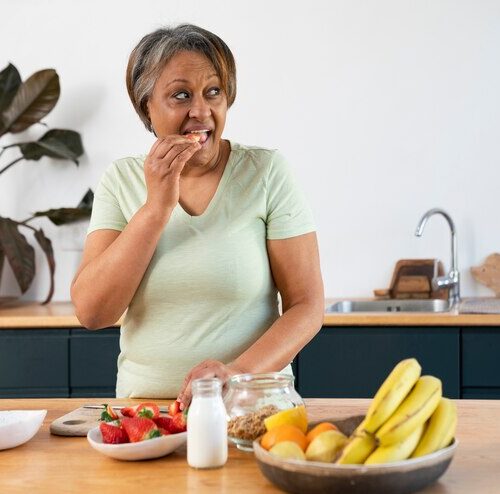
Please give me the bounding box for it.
[0,63,92,304]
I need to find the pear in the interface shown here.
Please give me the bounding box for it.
[305,430,348,463]
[269,441,306,460]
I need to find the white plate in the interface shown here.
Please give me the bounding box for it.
[87,426,187,461]
[0,410,47,450]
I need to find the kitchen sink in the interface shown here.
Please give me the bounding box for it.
[327,299,452,313]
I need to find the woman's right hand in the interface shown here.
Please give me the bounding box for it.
[143,135,201,220]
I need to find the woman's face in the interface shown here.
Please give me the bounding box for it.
[147,50,228,169]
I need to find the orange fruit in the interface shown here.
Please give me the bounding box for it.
[306,422,338,444]
[261,424,308,451]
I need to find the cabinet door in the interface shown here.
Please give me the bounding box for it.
[461,388,500,399]
[297,327,460,399]
[69,328,120,397]
[462,328,500,388]
[0,330,69,398]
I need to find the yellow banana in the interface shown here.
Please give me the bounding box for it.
[335,431,377,464]
[411,397,457,458]
[362,358,422,434]
[365,423,424,464]
[376,375,442,446]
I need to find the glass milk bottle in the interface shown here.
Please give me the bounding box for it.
[187,378,228,469]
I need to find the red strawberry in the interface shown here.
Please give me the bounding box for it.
[121,417,161,442]
[120,404,138,418]
[100,403,119,422]
[168,400,181,417]
[136,402,160,419]
[158,428,171,436]
[170,412,187,433]
[99,421,129,444]
[121,402,160,419]
[153,416,174,433]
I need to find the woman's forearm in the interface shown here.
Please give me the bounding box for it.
[71,205,171,329]
[231,299,325,374]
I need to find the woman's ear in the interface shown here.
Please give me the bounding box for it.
[146,101,157,137]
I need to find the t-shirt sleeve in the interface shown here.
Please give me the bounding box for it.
[265,151,316,240]
[87,163,127,234]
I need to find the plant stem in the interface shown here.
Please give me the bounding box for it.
[13,219,36,232]
[19,216,36,225]
[0,157,23,176]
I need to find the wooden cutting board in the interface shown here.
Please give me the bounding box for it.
[471,253,500,296]
[374,259,447,299]
[50,405,171,436]
[50,406,104,436]
[50,405,172,436]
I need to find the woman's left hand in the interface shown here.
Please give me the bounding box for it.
[177,360,244,410]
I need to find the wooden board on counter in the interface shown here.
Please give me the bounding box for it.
[50,404,171,436]
[50,406,104,436]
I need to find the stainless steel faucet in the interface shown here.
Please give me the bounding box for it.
[415,208,460,307]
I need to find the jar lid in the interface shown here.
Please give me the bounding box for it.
[227,373,295,389]
[192,377,223,394]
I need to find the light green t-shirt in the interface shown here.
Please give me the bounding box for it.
[88,141,315,398]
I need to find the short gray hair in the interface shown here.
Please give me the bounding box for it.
[126,24,237,132]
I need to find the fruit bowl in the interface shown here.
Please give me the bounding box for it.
[0,410,47,450]
[253,415,457,494]
[87,427,187,461]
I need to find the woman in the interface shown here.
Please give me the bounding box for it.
[71,24,324,409]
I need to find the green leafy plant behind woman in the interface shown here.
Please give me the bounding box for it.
[0,63,93,304]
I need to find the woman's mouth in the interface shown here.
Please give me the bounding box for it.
[183,129,212,145]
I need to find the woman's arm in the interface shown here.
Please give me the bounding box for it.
[176,231,324,408]
[71,136,201,329]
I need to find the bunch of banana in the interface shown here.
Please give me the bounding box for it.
[411,397,457,458]
[334,358,457,465]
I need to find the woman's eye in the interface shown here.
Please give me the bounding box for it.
[207,87,221,97]
[173,91,189,100]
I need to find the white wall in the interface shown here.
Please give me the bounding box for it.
[1,0,499,301]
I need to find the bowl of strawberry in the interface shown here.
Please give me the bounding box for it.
[87,401,187,461]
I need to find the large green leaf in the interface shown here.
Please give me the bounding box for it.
[18,129,84,164]
[0,63,22,113]
[33,229,55,304]
[77,188,94,209]
[0,69,60,136]
[0,217,35,293]
[33,207,91,226]
[33,189,93,226]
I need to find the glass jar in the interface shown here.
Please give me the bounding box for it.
[224,373,304,451]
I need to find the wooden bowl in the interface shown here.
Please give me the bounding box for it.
[253,415,457,494]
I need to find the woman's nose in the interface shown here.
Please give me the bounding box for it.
[188,94,211,120]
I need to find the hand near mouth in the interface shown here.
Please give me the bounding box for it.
[143,134,201,222]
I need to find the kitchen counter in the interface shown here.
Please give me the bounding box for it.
[0,302,121,328]
[0,397,497,493]
[2,301,500,328]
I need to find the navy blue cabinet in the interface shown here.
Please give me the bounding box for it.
[297,327,461,399]
[70,329,120,397]
[0,328,119,398]
[0,330,69,397]
[462,328,500,399]
[1,325,499,399]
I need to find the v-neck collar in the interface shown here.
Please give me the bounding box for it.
[176,140,235,222]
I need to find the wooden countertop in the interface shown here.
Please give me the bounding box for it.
[0,397,497,493]
[1,300,500,329]
[0,302,121,329]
